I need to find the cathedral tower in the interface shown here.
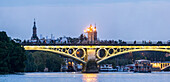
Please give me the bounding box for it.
[31,19,39,40]
[84,24,98,44]
[94,24,97,42]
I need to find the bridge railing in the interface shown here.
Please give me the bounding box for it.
[20,39,170,46]
[21,43,170,46]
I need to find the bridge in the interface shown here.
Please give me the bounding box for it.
[151,62,170,71]
[23,44,170,64]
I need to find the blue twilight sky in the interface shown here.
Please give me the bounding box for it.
[0,0,170,41]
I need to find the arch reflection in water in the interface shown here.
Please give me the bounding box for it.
[82,74,98,82]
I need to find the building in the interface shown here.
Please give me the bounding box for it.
[31,19,39,40]
[94,25,97,42]
[84,24,97,44]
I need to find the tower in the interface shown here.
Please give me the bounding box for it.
[31,19,39,40]
[84,24,97,44]
[88,24,93,43]
[94,24,97,42]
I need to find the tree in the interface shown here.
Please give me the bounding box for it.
[22,40,26,43]
[24,52,37,72]
[0,31,26,74]
[134,40,136,44]
[25,51,65,72]
[79,34,84,43]
[13,38,21,43]
[0,41,10,73]
[118,39,122,44]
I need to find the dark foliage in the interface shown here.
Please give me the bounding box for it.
[24,51,65,72]
[0,31,26,74]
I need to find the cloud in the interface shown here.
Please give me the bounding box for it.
[0,1,170,41]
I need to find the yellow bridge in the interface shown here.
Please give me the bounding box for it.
[23,44,170,64]
[151,62,170,71]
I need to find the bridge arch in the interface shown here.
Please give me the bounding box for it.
[25,47,86,64]
[161,65,170,71]
[97,49,170,64]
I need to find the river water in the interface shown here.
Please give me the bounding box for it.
[0,72,170,82]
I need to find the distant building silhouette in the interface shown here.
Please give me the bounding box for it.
[31,19,39,40]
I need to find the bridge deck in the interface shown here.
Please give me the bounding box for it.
[21,43,170,46]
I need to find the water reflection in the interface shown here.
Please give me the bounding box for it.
[82,74,98,82]
[1,72,170,82]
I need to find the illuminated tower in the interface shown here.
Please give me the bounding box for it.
[84,24,97,44]
[88,24,93,43]
[94,24,97,42]
[31,19,39,40]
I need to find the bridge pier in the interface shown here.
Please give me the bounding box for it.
[82,49,99,73]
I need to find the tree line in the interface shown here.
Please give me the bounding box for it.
[0,31,65,74]
[0,31,26,74]
[24,51,65,72]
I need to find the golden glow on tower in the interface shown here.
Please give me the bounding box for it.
[84,30,87,33]
[84,24,97,33]
[84,24,98,44]
[93,28,96,31]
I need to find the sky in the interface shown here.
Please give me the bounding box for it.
[0,0,170,41]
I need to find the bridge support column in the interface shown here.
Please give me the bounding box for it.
[86,49,96,61]
[82,49,99,73]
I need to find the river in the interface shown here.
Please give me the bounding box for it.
[0,72,170,82]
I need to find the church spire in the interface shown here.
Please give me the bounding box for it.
[31,18,39,40]
[33,18,36,29]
